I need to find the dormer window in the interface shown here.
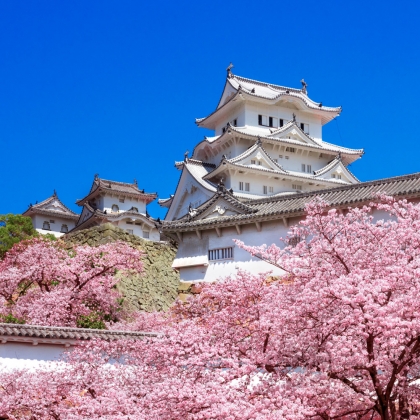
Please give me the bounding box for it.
[43,221,50,230]
[111,204,119,212]
[60,224,68,233]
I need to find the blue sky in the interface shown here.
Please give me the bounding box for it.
[1,0,419,219]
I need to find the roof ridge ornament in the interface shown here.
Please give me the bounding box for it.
[184,150,189,162]
[226,62,234,78]
[53,189,57,197]
[94,173,99,181]
[133,179,138,187]
[300,79,307,95]
[256,136,262,146]
[292,113,297,122]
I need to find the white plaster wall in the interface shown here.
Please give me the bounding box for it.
[176,207,401,283]
[177,219,297,283]
[32,215,76,237]
[0,342,69,371]
[117,219,160,241]
[244,102,323,141]
[215,103,246,135]
[100,196,147,214]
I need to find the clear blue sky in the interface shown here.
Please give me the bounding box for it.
[1,0,419,218]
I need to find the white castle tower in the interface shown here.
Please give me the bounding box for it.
[160,66,363,221]
[158,67,369,283]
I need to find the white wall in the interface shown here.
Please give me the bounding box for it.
[0,342,69,371]
[100,196,147,215]
[117,219,160,241]
[176,207,397,283]
[32,215,76,237]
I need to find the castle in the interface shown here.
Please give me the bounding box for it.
[23,66,420,284]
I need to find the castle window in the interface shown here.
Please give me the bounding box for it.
[285,156,289,160]
[239,182,244,191]
[60,224,68,233]
[289,236,302,247]
[285,147,296,153]
[43,221,50,230]
[50,220,55,224]
[233,119,237,126]
[143,231,150,239]
[300,123,309,134]
[245,182,250,192]
[119,198,125,203]
[132,207,138,212]
[111,204,119,212]
[251,160,256,165]
[126,229,133,235]
[279,119,284,127]
[263,186,268,195]
[273,158,278,163]
[258,115,268,126]
[269,186,274,193]
[208,247,233,261]
[269,117,278,128]
[302,164,312,173]
[292,184,302,190]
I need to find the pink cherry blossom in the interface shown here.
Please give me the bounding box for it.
[2,197,420,419]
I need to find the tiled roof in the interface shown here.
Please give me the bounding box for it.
[161,172,420,231]
[192,124,364,166]
[178,184,257,221]
[76,177,157,206]
[196,73,342,128]
[23,192,79,221]
[0,323,157,343]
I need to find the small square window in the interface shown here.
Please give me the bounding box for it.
[126,229,133,235]
[119,198,125,203]
[143,231,150,239]
[50,220,55,224]
[251,160,256,165]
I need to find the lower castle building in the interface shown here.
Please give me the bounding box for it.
[23,176,160,241]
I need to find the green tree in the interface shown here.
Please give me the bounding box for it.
[0,214,38,259]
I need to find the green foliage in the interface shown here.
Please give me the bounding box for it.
[76,313,106,330]
[0,214,38,259]
[0,313,26,324]
[42,233,58,242]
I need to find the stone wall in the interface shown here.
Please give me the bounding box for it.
[64,224,179,312]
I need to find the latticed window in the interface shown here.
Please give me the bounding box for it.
[112,204,119,212]
[143,231,150,239]
[43,221,50,230]
[289,236,302,247]
[60,224,68,233]
[208,247,233,261]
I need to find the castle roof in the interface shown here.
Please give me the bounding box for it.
[0,322,157,346]
[161,172,420,232]
[76,176,157,206]
[72,202,156,233]
[196,72,342,129]
[22,191,79,221]
[203,141,358,188]
[193,123,363,166]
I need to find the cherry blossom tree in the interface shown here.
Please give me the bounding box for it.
[0,238,144,327]
[3,197,420,419]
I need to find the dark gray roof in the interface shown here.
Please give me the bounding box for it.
[0,323,157,342]
[161,172,420,231]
